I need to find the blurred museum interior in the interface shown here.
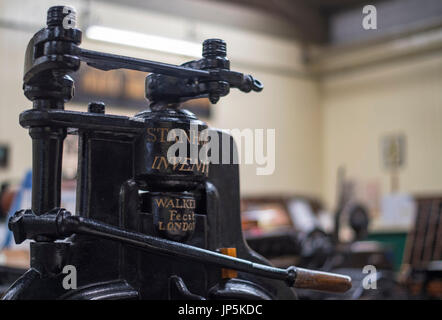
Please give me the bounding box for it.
[0,0,441,299]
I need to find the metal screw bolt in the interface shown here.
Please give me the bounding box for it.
[202,39,226,58]
[46,5,76,28]
[88,101,105,114]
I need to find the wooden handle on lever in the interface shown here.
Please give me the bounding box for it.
[293,267,352,293]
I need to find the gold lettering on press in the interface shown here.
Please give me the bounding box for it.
[151,156,209,176]
[147,127,205,145]
[158,220,195,232]
[157,210,195,232]
[156,198,196,233]
[154,198,196,209]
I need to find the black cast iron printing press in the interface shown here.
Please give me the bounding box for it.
[2,6,351,300]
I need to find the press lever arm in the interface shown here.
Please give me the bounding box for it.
[9,209,352,293]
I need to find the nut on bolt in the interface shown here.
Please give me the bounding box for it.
[88,101,106,114]
[47,5,77,28]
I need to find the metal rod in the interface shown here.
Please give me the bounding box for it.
[78,48,210,78]
[59,214,351,292]
[29,127,66,215]
[9,210,352,292]
[67,215,289,282]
